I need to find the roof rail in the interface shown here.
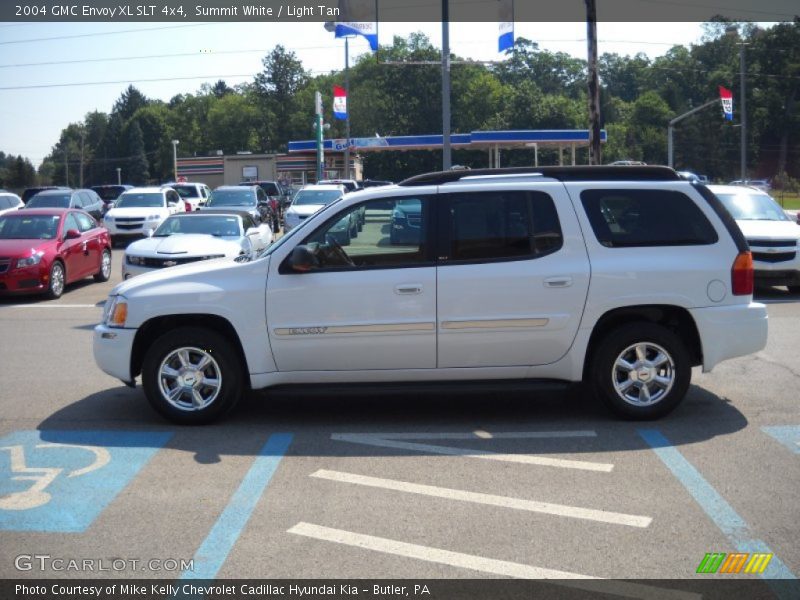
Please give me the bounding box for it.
[398,165,681,186]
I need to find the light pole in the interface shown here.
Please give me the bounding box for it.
[171,139,179,182]
[116,167,121,185]
[726,26,747,181]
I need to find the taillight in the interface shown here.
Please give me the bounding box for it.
[732,251,754,295]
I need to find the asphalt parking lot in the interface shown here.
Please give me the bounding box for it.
[0,261,798,598]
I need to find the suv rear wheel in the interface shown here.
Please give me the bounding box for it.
[142,327,243,424]
[591,323,691,420]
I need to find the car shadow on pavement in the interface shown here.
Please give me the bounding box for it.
[36,382,750,465]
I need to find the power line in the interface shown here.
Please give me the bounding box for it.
[0,23,215,45]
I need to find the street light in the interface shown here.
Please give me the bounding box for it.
[116,167,121,185]
[171,140,179,182]
[726,26,747,181]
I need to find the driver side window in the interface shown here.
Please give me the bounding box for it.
[300,196,432,270]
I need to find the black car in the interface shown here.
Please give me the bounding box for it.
[22,186,69,204]
[91,184,134,212]
[239,181,282,230]
[24,189,105,220]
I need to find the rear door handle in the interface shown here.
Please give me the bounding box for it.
[544,276,573,288]
[395,284,423,295]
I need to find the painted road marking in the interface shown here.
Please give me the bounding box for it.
[761,426,800,455]
[639,429,797,599]
[332,432,612,472]
[334,430,598,440]
[0,304,100,309]
[311,469,651,527]
[288,522,699,600]
[0,430,171,532]
[181,433,293,580]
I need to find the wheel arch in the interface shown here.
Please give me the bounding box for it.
[582,304,703,382]
[131,314,250,385]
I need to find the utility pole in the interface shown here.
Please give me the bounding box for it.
[585,0,602,165]
[441,0,451,170]
[315,91,324,182]
[738,41,747,181]
[667,99,718,167]
[171,140,179,182]
[79,131,85,188]
[116,167,121,185]
[64,149,68,187]
[344,37,351,179]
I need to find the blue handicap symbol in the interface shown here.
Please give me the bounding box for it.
[0,430,172,532]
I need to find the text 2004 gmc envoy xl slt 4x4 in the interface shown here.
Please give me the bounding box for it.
[93,166,768,424]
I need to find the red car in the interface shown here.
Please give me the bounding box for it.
[0,208,112,299]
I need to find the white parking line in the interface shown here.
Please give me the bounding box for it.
[287,522,699,600]
[311,469,651,527]
[331,433,613,472]
[334,430,598,440]
[0,304,100,309]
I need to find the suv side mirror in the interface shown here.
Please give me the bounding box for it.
[64,229,81,240]
[289,245,319,272]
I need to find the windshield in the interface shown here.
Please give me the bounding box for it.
[0,214,61,239]
[208,190,255,206]
[171,185,201,199]
[116,193,165,208]
[27,194,70,208]
[292,190,342,206]
[154,215,241,237]
[717,192,789,221]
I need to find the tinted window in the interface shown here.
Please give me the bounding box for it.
[172,185,202,199]
[27,194,71,208]
[581,189,718,247]
[293,190,342,206]
[258,182,280,196]
[92,186,128,201]
[448,191,563,261]
[299,197,431,270]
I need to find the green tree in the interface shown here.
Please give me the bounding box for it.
[125,121,149,185]
[254,46,309,151]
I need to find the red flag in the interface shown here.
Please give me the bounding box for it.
[719,86,733,121]
[333,85,347,120]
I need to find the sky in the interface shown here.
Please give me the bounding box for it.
[0,21,722,168]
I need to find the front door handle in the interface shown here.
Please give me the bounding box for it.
[544,276,573,288]
[395,284,423,295]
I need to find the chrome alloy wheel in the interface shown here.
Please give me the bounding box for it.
[611,342,675,406]
[157,346,222,411]
[50,263,65,296]
[101,251,111,278]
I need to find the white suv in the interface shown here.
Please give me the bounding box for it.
[103,187,185,245]
[94,166,768,424]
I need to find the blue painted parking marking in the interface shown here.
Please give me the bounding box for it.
[639,429,796,600]
[181,433,293,580]
[0,430,172,532]
[762,426,800,455]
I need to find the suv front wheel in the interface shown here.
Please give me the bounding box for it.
[142,327,243,424]
[591,323,691,420]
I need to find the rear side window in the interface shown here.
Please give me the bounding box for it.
[580,189,718,247]
[447,191,563,262]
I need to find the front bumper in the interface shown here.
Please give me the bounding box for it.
[690,302,768,372]
[93,324,137,383]
[0,264,48,294]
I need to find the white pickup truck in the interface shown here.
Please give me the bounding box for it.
[94,166,768,424]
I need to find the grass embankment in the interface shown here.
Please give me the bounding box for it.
[773,193,800,210]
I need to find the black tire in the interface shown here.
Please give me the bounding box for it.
[590,322,691,420]
[94,249,111,282]
[46,261,65,299]
[141,327,244,425]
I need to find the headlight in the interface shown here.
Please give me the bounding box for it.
[147,214,161,220]
[126,255,145,266]
[102,295,128,328]
[104,215,114,222]
[16,251,44,269]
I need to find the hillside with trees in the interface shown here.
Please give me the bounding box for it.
[27,21,800,187]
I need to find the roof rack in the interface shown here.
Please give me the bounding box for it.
[398,165,681,187]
